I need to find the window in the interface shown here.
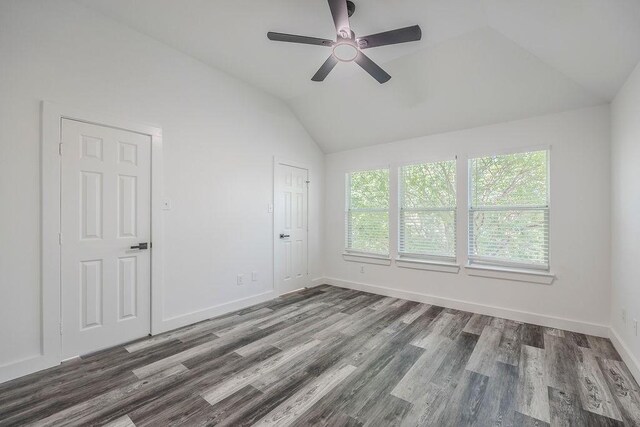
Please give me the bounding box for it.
[468,149,549,270]
[399,160,457,262]
[345,168,390,256]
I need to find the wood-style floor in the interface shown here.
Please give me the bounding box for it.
[1,285,639,426]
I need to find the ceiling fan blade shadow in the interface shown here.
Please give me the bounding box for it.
[328,0,351,38]
[358,25,422,49]
[312,55,339,82]
[354,52,391,83]
[267,32,334,47]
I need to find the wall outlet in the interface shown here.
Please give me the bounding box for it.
[622,309,627,324]
[252,271,258,282]
[237,274,244,286]
[360,266,365,274]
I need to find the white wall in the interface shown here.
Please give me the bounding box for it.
[324,106,611,333]
[0,0,323,377]
[611,62,640,372]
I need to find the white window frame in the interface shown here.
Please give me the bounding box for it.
[344,168,390,257]
[467,148,550,271]
[398,159,457,263]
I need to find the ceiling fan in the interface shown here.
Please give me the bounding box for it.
[267,0,422,84]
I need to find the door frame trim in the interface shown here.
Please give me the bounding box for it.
[28,101,163,381]
[272,157,310,296]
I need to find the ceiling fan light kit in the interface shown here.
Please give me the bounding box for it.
[332,43,358,62]
[267,0,422,84]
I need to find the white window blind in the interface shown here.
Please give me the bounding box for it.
[345,168,389,256]
[468,150,549,270]
[399,160,457,262]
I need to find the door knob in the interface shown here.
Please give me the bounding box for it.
[130,242,148,250]
[279,234,290,239]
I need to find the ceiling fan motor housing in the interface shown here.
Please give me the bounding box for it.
[347,1,355,17]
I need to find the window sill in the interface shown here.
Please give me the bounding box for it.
[396,258,460,274]
[465,264,555,285]
[342,253,392,266]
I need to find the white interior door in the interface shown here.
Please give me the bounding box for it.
[275,163,309,294]
[61,119,151,358]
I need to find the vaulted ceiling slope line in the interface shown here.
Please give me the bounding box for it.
[288,27,607,153]
[77,0,640,152]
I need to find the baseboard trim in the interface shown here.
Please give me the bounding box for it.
[157,290,276,334]
[162,277,326,333]
[310,277,325,287]
[0,353,59,385]
[322,277,610,337]
[3,279,620,386]
[609,328,640,384]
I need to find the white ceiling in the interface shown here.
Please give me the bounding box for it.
[77,0,640,152]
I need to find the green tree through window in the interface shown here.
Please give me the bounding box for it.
[400,160,456,261]
[345,168,389,255]
[469,150,549,269]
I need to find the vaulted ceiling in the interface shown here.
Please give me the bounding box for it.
[77,0,640,153]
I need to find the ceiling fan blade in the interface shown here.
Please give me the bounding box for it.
[354,52,391,83]
[328,0,351,38]
[267,32,334,47]
[312,55,339,82]
[358,25,422,49]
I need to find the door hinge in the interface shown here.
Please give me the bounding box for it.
[59,322,63,336]
[58,233,62,245]
[58,143,63,156]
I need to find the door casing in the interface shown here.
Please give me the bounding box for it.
[39,101,164,370]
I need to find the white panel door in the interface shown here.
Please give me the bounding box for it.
[275,163,309,294]
[61,119,151,358]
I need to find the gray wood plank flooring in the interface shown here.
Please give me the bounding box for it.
[1,285,638,426]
